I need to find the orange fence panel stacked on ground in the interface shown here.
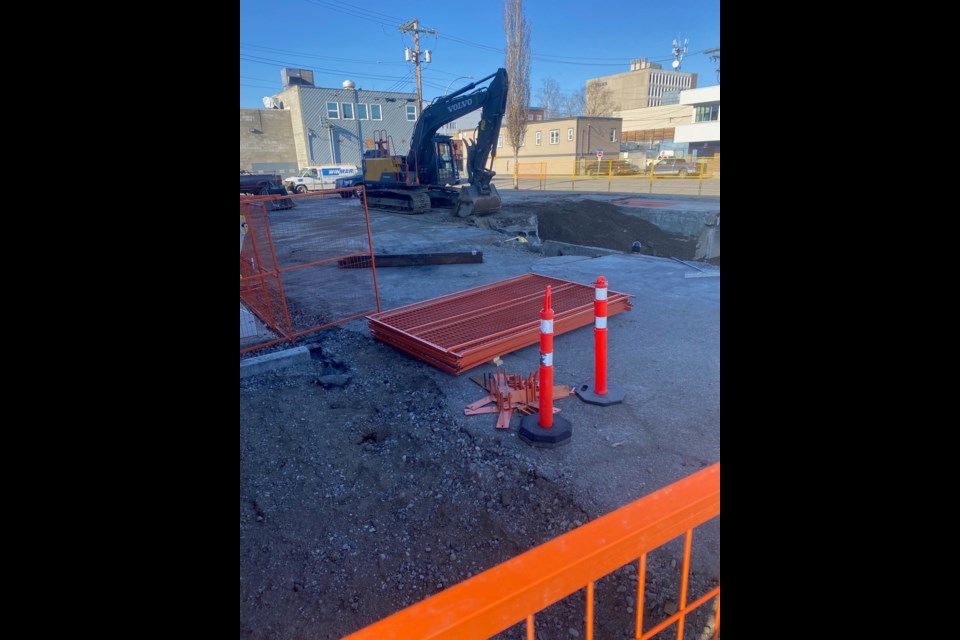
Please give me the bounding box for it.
[344,463,720,639]
[367,274,633,375]
[240,189,380,354]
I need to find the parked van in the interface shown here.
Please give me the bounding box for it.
[284,165,361,193]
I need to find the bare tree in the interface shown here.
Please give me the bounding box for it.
[564,86,586,117]
[503,0,531,189]
[585,83,618,116]
[536,78,563,118]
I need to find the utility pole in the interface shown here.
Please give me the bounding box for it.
[399,18,436,111]
[704,48,720,83]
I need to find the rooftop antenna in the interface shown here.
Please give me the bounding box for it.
[671,35,689,70]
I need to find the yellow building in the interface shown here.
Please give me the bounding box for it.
[456,116,623,176]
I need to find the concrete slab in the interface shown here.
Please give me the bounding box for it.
[240,346,311,378]
[334,201,719,525]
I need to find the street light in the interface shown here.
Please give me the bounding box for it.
[443,75,473,95]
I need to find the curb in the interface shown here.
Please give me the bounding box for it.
[240,346,311,378]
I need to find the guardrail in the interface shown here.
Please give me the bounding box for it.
[343,462,720,639]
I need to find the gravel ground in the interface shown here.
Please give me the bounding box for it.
[241,192,719,638]
[240,328,718,639]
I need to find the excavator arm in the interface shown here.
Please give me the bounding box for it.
[408,69,509,216]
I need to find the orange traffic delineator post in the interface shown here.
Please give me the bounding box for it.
[520,286,573,448]
[576,276,625,406]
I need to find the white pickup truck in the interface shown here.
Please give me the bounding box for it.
[284,165,361,193]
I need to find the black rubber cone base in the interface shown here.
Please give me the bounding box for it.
[576,381,625,406]
[519,414,572,448]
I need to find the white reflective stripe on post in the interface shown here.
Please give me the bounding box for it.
[595,316,607,329]
[540,352,553,366]
[595,288,608,300]
[541,320,554,334]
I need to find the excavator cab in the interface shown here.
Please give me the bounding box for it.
[434,139,459,185]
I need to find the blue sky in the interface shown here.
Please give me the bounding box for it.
[240,0,720,108]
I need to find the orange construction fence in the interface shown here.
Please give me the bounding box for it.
[343,462,720,639]
[514,162,547,190]
[240,188,380,354]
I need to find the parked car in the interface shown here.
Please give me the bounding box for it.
[649,158,703,177]
[240,169,294,209]
[240,169,285,195]
[284,165,361,193]
[583,160,642,175]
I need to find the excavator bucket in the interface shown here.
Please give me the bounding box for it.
[454,183,501,217]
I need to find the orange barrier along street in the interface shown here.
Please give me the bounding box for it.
[343,462,720,640]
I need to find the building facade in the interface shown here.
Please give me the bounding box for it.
[673,85,720,162]
[586,58,697,110]
[274,79,419,169]
[457,116,623,175]
[239,108,299,174]
[615,103,694,164]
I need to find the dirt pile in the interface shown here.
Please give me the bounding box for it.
[527,200,697,260]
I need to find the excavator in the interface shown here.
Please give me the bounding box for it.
[337,68,508,217]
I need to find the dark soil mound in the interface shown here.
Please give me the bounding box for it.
[530,200,696,260]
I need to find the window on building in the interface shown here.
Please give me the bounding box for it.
[610,128,617,142]
[326,102,339,119]
[406,105,417,121]
[549,129,559,144]
[341,103,354,119]
[535,131,542,145]
[567,127,574,141]
[695,103,720,122]
[519,134,525,146]
[370,104,382,120]
[527,114,533,121]
[357,103,368,120]
[497,135,503,148]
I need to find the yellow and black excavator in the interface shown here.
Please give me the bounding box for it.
[336,68,508,217]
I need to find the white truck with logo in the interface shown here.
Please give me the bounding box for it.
[284,165,361,193]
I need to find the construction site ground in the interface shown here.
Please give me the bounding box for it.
[240,189,721,639]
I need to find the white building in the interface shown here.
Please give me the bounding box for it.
[674,86,720,160]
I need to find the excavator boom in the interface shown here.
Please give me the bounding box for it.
[409,69,508,216]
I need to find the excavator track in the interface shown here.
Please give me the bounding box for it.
[364,189,431,214]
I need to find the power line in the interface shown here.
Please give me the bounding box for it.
[240,54,421,83]
[241,43,408,66]
[303,0,406,24]
[301,0,401,27]
[240,45,473,79]
[289,0,716,67]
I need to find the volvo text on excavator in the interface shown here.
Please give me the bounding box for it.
[336,69,508,217]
